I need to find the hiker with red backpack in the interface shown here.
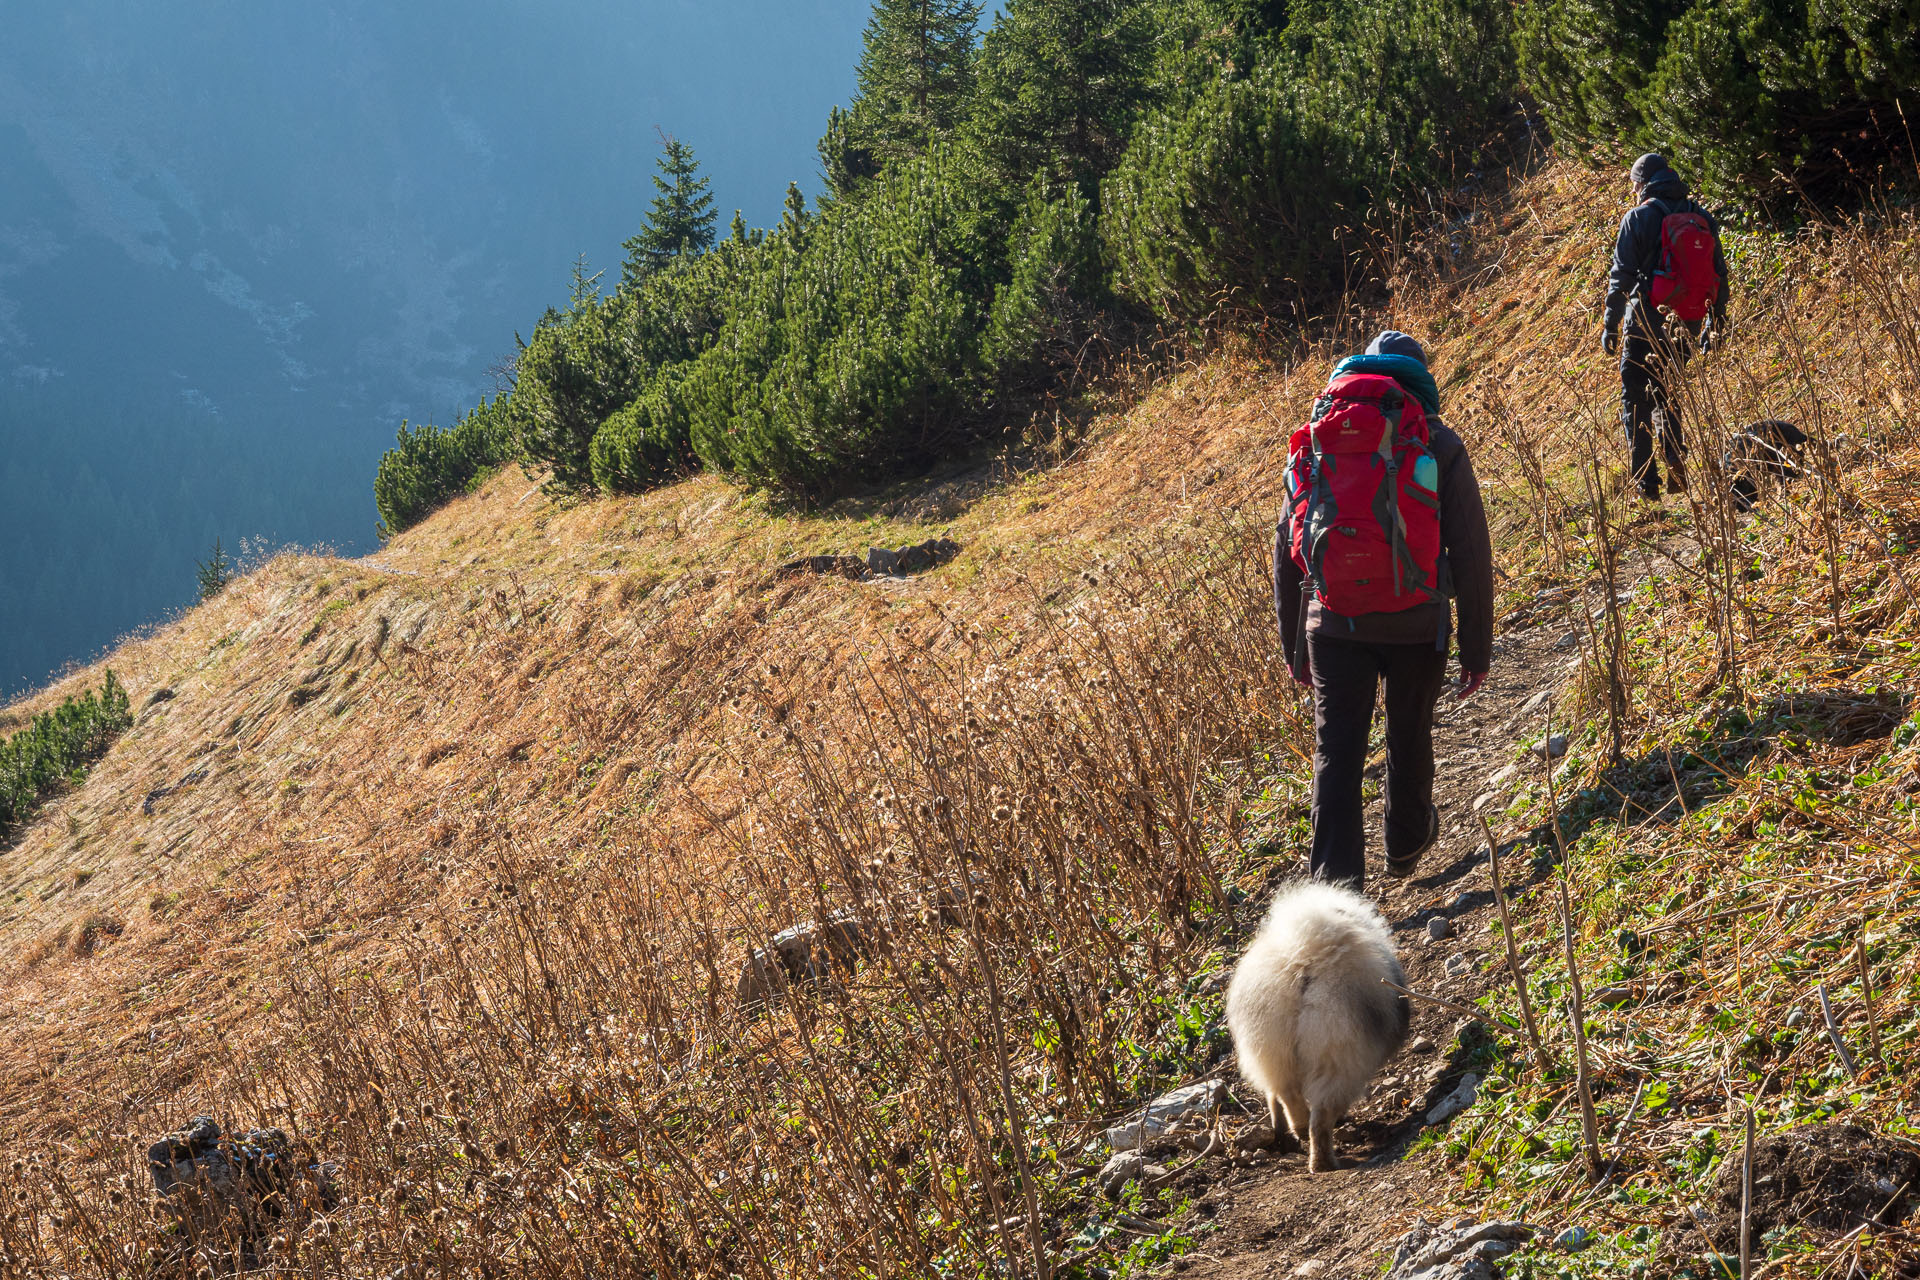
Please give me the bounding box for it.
[1602,153,1731,499]
[1275,331,1495,890]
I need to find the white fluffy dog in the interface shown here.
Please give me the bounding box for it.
[1225,880,1410,1172]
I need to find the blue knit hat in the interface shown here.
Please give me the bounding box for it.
[1365,330,1427,366]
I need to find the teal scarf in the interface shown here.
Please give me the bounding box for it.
[1330,353,1441,416]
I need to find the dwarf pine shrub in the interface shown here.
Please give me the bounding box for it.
[372,397,519,539]
[0,671,132,839]
[1516,0,1919,201]
[589,369,693,494]
[685,149,1001,495]
[1105,0,1514,319]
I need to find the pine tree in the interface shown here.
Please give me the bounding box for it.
[852,0,983,165]
[970,0,1157,192]
[819,104,883,200]
[622,134,718,289]
[779,182,810,239]
[196,538,232,601]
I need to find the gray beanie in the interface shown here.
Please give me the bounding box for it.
[1629,152,1670,184]
[1365,329,1427,366]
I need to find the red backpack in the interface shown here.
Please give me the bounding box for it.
[1287,372,1444,617]
[1647,202,1719,324]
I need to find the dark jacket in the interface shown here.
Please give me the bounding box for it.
[1603,171,1731,335]
[1274,416,1495,675]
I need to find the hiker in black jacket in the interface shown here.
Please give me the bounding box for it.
[1274,331,1495,891]
[1602,153,1731,499]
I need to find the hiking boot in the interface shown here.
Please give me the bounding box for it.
[1665,459,1688,494]
[1386,804,1439,879]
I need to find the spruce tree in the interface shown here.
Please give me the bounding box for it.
[196,538,232,601]
[852,0,983,164]
[622,134,718,289]
[971,0,1157,193]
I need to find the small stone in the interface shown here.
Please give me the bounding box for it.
[1097,1151,1148,1196]
[1409,1036,1435,1054]
[1786,1007,1806,1028]
[1448,892,1471,911]
[1591,984,1635,1008]
[1293,1262,1328,1277]
[1489,763,1519,786]
[1427,916,1453,941]
[1104,1079,1228,1151]
[1520,690,1552,715]
[1472,791,1498,811]
[1530,734,1570,760]
[1445,953,1470,977]
[1554,1225,1593,1253]
[1426,1073,1480,1126]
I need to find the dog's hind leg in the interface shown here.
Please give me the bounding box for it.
[1307,1106,1338,1174]
[1274,1085,1309,1154]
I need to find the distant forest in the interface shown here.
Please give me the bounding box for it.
[374,0,1919,536]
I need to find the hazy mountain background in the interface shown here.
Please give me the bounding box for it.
[0,0,863,697]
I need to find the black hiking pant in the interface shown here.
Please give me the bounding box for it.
[1307,632,1449,888]
[1620,316,1699,496]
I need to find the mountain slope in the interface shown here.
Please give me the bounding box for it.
[2,158,1918,1277]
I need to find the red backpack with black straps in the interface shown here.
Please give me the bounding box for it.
[1646,201,1719,324]
[1286,372,1444,617]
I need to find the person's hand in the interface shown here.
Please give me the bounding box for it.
[1698,325,1714,355]
[1292,666,1312,689]
[1456,669,1487,701]
[1602,328,1619,358]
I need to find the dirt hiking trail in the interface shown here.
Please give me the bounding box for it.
[1176,590,1598,1278]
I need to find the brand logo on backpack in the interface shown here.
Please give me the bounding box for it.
[1649,207,1718,324]
[1287,372,1444,617]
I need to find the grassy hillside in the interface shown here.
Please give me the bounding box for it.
[2,158,1917,1277]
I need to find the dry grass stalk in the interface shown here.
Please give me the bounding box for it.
[1544,714,1602,1178]
[1739,1106,1755,1280]
[1853,938,1886,1067]
[1815,983,1858,1080]
[1478,812,1553,1076]
[1378,976,1505,1030]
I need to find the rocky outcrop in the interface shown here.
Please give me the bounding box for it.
[1104,1079,1229,1151]
[1387,1218,1536,1280]
[146,1116,338,1272]
[774,554,872,581]
[775,539,961,583]
[866,538,959,576]
[734,911,867,1010]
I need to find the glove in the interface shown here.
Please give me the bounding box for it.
[1292,665,1312,690]
[1456,670,1488,701]
[1602,328,1619,358]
